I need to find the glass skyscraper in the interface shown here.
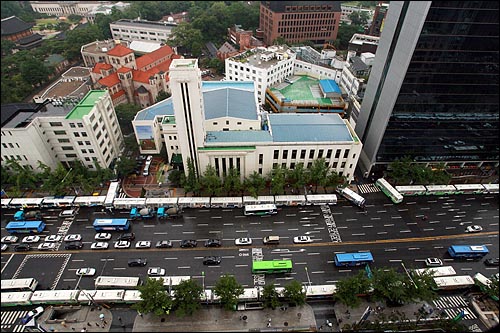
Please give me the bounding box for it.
[355,1,498,181]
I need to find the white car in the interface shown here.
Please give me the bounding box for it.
[20,306,44,324]
[465,225,483,233]
[38,242,56,251]
[425,257,443,267]
[293,236,312,244]
[114,240,131,249]
[76,267,96,276]
[235,237,253,246]
[91,242,109,250]
[95,233,112,241]
[64,234,82,242]
[1,235,18,243]
[1,244,8,252]
[22,235,41,243]
[135,241,151,249]
[45,235,62,242]
[147,267,166,277]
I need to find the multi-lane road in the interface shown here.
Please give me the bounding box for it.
[1,190,498,291]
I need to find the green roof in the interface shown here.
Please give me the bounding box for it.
[65,90,107,120]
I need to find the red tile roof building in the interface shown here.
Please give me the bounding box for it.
[89,43,181,107]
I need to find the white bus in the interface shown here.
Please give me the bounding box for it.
[142,160,152,176]
[94,276,141,289]
[482,183,499,194]
[1,291,33,307]
[394,185,427,196]
[424,185,457,195]
[1,278,38,292]
[30,289,79,304]
[274,195,307,207]
[104,181,120,207]
[244,204,278,216]
[305,194,337,206]
[413,266,456,277]
[78,289,126,303]
[337,187,366,208]
[433,275,475,290]
[375,178,403,204]
[453,184,487,194]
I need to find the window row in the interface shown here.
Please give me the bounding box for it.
[273,149,351,160]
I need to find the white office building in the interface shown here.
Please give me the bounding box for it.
[110,18,177,43]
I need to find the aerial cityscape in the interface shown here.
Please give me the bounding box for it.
[1,1,498,332]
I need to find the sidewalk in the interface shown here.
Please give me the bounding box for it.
[38,305,113,332]
[133,304,317,332]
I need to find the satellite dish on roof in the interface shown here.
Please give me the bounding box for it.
[167,16,174,22]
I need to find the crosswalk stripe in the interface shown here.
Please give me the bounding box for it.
[357,183,381,194]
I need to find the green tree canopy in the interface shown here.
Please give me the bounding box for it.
[283,279,306,307]
[172,279,203,317]
[213,274,244,311]
[334,271,371,308]
[132,277,173,316]
[262,283,281,310]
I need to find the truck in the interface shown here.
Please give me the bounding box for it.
[157,206,182,219]
[337,187,366,209]
[130,207,156,219]
[14,210,42,221]
[129,207,140,220]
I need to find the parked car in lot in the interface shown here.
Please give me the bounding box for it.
[65,241,83,250]
[203,256,221,265]
[1,235,18,243]
[15,243,31,252]
[425,257,443,267]
[38,243,56,251]
[44,235,62,242]
[465,225,483,233]
[76,267,96,276]
[484,258,499,266]
[234,237,252,246]
[115,241,131,249]
[117,233,135,241]
[147,267,166,276]
[95,233,112,240]
[204,239,221,247]
[20,306,44,324]
[91,242,109,250]
[155,240,173,248]
[64,234,82,242]
[180,240,197,248]
[293,236,312,244]
[135,241,151,249]
[22,235,40,243]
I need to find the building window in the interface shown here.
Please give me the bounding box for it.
[300,150,306,159]
[54,130,66,135]
[333,162,338,168]
[273,150,279,159]
[344,149,350,158]
[259,154,263,164]
[49,122,63,127]
[309,150,314,159]
[335,150,340,158]
[326,149,332,158]
[291,150,297,159]
[282,150,288,159]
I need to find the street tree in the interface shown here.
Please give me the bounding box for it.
[287,163,308,194]
[223,167,242,196]
[200,164,222,196]
[20,56,50,87]
[283,280,306,306]
[181,158,201,196]
[262,283,281,310]
[132,277,173,316]
[268,166,287,195]
[371,267,409,306]
[309,158,329,193]
[406,271,438,303]
[244,171,266,198]
[172,279,203,317]
[213,275,244,311]
[334,271,371,308]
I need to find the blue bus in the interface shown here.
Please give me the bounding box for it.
[334,251,374,267]
[93,218,130,231]
[448,245,489,259]
[6,221,46,234]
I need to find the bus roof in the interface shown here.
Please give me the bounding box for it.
[6,221,44,227]
[252,260,292,269]
[450,245,489,253]
[335,252,373,261]
[93,218,129,225]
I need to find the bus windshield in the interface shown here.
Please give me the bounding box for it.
[375,178,403,204]
[6,221,45,234]
[252,260,292,274]
[334,252,374,267]
[244,204,278,216]
[93,218,130,231]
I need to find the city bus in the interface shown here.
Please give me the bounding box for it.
[375,178,403,204]
[94,276,141,289]
[251,260,292,274]
[244,204,278,216]
[5,221,45,234]
[1,278,39,292]
[92,218,130,231]
[337,187,366,208]
[448,245,489,259]
[453,184,487,195]
[1,291,33,307]
[473,273,498,301]
[424,185,457,195]
[482,183,499,194]
[413,266,457,277]
[334,252,374,267]
[432,275,475,291]
[394,185,427,196]
[30,289,79,305]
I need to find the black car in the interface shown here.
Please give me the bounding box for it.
[118,232,136,241]
[65,241,83,250]
[180,239,197,248]
[128,258,147,267]
[156,240,173,248]
[204,239,222,247]
[15,243,31,252]
[485,258,499,266]
[203,256,221,265]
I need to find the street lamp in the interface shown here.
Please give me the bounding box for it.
[202,271,205,291]
[305,267,312,293]
[61,167,73,184]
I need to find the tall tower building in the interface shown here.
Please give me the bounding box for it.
[355,1,499,181]
[168,59,206,177]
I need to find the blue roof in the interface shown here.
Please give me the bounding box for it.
[202,81,255,92]
[203,88,257,120]
[205,130,272,143]
[319,79,341,94]
[135,97,174,121]
[268,113,353,142]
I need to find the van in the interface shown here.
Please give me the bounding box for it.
[263,236,280,245]
[128,258,147,267]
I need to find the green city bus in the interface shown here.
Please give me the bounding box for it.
[252,260,292,274]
